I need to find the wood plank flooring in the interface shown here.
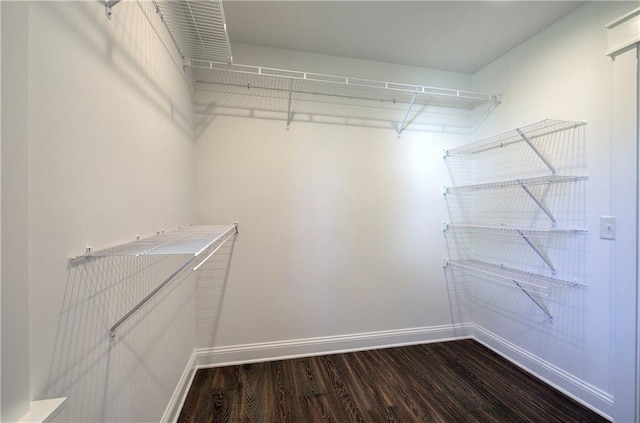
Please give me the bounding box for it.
[178,339,608,423]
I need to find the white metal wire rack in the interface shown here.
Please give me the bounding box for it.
[443,119,588,323]
[443,223,587,275]
[71,224,238,339]
[190,61,499,133]
[445,119,586,156]
[108,0,500,131]
[444,259,585,322]
[444,174,588,194]
[72,224,235,258]
[443,223,587,239]
[155,0,232,63]
[191,62,498,110]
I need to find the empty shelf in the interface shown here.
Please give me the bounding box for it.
[445,259,585,290]
[445,119,586,156]
[444,174,588,194]
[192,62,499,111]
[70,224,239,339]
[147,0,499,132]
[444,259,584,322]
[72,224,237,259]
[443,223,587,238]
[155,0,232,63]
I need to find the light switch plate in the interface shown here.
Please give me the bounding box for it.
[600,216,616,240]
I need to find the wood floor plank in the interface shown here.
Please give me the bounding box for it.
[177,340,609,423]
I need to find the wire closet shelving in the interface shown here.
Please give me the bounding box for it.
[443,119,588,322]
[143,0,501,133]
[71,224,238,339]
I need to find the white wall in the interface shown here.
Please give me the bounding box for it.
[469,1,638,418]
[194,2,638,419]
[25,2,195,422]
[4,1,635,421]
[1,2,30,421]
[194,49,473,351]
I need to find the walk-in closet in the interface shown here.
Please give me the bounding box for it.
[1,1,639,422]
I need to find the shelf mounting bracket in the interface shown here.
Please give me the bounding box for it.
[513,280,554,322]
[516,128,556,175]
[105,0,121,20]
[396,89,418,137]
[286,79,294,129]
[519,182,557,228]
[516,230,557,275]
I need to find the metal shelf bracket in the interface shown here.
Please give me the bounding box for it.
[395,89,418,137]
[105,0,121,20]
[519,182,557,227]
[514,280,554,323]
[286,79,294,129]
[445,260,561,322]
[516,229,557,275]
[516,128,556,175]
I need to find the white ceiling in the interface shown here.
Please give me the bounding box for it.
[222,1,586,74]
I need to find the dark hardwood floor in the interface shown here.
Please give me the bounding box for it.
[178,339,608,423]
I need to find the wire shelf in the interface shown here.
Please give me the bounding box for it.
[71,224,237,260]
[445,259,585,290]
[192,62,499,111]
[445,119,586,156]
[71,224,238,339]
[443,223,588,239]
[445,174,588,194]
[155,0,232,63]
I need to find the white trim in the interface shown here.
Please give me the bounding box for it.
[17,398,67,423]
[471,324,613,421]
[194,324,473,369]
[159,350,198,423]
[606,7,640,29]
[160,323,473,420]
[606,7,640,58]
[163,323,613,422]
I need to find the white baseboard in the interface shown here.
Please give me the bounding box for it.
[471,324,613,421]
[162,322,613,422]
[160,349,198,423]
[194,323,473,368]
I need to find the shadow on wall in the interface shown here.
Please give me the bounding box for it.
[442,123,588,348]
[43,255,197,422]
[39,1,193,138]
[194,240,236,349]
